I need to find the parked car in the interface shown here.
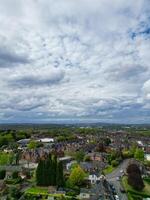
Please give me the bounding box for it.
[114,195,119,200]
[109,183,117,194]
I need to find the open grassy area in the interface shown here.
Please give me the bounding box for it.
[122,176,150,199]
[26,186,48,195]
[103,165,115,175]
[0,152,13,165]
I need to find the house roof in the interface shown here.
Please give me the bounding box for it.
[80,161,106,171]
[17,139,30,144]
[80,162,93,170]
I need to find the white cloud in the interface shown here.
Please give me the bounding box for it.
[0,0,150,123]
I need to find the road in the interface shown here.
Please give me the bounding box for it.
[106,159,130,180]
[106,159,131,200]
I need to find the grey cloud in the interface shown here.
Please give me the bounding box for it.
[0,47,30,68]
[106,64,148,82]
[0,92,49,112]
[9,69,65,87]
[13,103,44,112]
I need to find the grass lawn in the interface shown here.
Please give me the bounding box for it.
[103,165,115,175]
[122,176,150,199]
[0,152,13,165]
[26,186,48,195]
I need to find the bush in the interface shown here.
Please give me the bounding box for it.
[5,177,22,184]
[0,152,13,165]
[122,150,132,159]
[27,140,43,149]
[74,150,85,163]
[66,190,78,196]
[144,160,150,167]
[84,155,91,162]
[0,169,6,179]
[134,148,144,161]
[111,160,119,167]
[12,171,19,179]
[7,186,22,199]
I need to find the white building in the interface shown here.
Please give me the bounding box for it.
[88,174,105,184]
[37,138,54,143]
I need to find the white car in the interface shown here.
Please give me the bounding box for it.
[115,195,119,200]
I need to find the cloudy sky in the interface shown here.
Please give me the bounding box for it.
[0,0,150,124]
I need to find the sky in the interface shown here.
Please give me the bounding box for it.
[0,0,150,124]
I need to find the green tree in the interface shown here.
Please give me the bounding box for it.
[68,165,85,186]
[36,159,44,186]
[0,137,8,147]
[56,161,64,187]
[129,143,138,157]
[51,155,57,185]
[9,142,19,150]
[134,148,144,161]
[144,160,150,167]
[104,137,111,146]
[0,169,6,179]
[47,154,52,185]
[122,149,132,159]
[27,140,42,149]
[7,186,22,199]
[9,153,14,165]
[111,160,119,167]
[84,155,91,162]
[36,154,64,187]
[15,151,21,165]
[12,171,19,179]
[75,150,85,163]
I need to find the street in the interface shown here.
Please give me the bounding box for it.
[106,159,131,200]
